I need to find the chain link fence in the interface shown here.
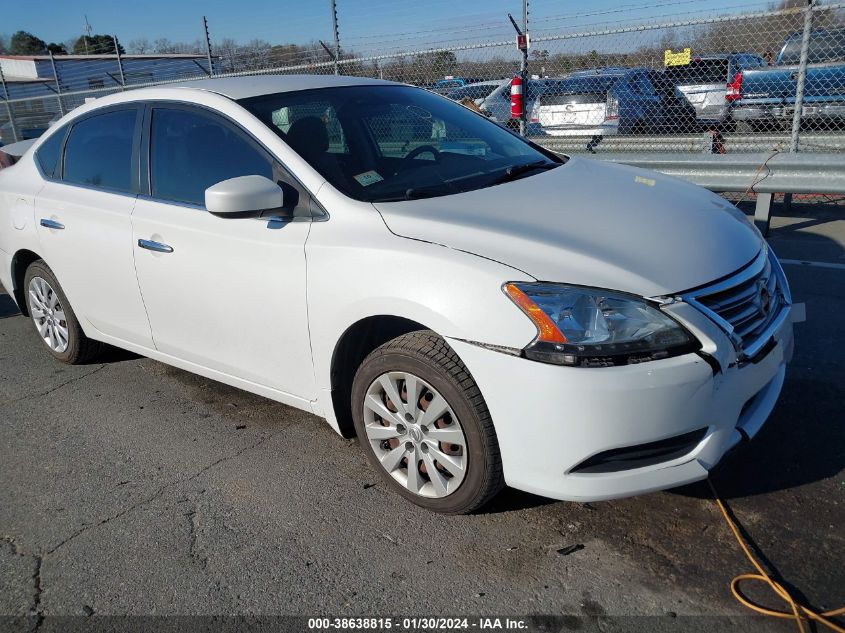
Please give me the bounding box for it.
[2,1,844,156]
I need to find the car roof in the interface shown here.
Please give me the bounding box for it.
[565,68,631,79]
[683,52,762,60]
[461,80,509,87]
[166,74,398,100]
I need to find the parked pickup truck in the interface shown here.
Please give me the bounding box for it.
[731,29,845,130]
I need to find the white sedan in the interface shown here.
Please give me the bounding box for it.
[0,75,800,513]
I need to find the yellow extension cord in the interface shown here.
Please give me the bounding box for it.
[708,479,845,632]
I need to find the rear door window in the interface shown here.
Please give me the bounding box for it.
[665,59,729,85]
[540,77,616,105]
[62,109,137,193]
[631,73,657,96]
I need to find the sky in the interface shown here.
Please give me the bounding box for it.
[3,0,782,55]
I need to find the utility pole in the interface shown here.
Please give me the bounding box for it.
[202,16,215,76]
[330,0,341,75]
[0,64,19,143]
[48,51,66,116]
[508,2,529,136]
[789,0,814,153]
[113,35,126,89]
[523,0,529,135]
[82,15,92,55]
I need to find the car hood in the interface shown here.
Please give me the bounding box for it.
[372,157,762,297]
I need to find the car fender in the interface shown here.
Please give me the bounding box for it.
[305,184,538,424]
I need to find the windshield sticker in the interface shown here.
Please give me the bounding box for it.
[354,170,385,187]
[635,175,656,187]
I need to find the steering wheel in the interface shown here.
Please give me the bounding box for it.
[397,145,441,171]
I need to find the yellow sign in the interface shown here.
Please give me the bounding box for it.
[664,48,691,67]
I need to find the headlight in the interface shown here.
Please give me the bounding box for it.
[503,282,699,366]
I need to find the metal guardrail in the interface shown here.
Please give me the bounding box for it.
[583,152,845,194]
[533,133,845,155]
[538,149,845,235]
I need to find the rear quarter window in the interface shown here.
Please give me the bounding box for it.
[34,125,68,178]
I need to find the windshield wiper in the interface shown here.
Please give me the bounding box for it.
[493,160,558,184]
[371,187,443,203]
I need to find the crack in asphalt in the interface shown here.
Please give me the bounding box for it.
[0,364,107,407]
[1,537,44,630]
[186,505,208,570]
[31,555,44,631]
[45,429,286,556]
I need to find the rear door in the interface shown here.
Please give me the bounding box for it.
[33,105,154,348]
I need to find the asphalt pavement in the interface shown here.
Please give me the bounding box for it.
[1,201,843,633]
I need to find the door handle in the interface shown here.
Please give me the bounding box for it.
[39,219,65,230]
[137,239,174,254]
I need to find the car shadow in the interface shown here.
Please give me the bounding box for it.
[0,291,20,319]
[95,346,142,364]
[480,487,559,514]
[1,283,140,364]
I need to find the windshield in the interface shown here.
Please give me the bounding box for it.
[447,84,499,101]
[540,76,620,104]
[239,85,561,203]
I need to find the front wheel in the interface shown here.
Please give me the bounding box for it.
[351,331,504,514]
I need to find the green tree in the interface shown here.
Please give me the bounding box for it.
[72,34,125,55]
[9,31,47,55]
[46,42,67,55]
[432,50,458,75]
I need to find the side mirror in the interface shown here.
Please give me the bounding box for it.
[205,175,285,218]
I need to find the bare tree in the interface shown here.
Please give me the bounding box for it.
[128,37,151,54]
[153,38,176,54]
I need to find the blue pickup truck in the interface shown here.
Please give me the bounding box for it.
[731,29,845,130]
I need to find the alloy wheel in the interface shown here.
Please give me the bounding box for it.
[28,276,69,353]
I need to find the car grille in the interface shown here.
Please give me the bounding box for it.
[687,250,783,356]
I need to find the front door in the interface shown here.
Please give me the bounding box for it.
[131,104,316,399]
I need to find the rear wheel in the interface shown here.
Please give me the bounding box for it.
[351,331,504,514]
[24,261,102,364]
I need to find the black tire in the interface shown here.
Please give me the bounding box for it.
[23,260,102,364]
[351,330,504,514]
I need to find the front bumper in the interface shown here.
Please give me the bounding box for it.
[447,301,797,502]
